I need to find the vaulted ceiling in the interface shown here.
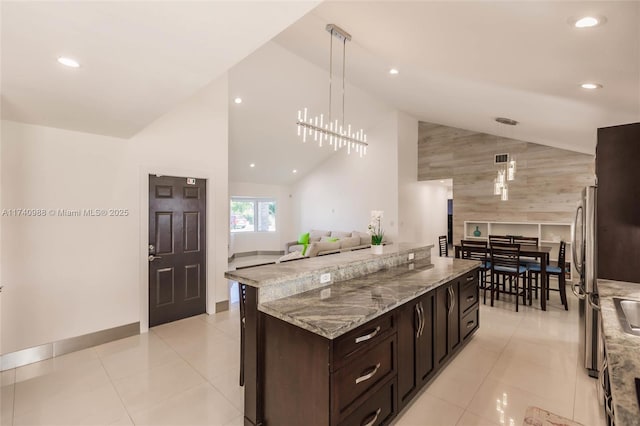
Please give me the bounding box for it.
[1,1,319,138]
[2,1,639,187]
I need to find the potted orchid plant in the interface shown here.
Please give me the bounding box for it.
[368,210,384,254]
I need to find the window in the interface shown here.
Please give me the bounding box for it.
[230,198,276,233]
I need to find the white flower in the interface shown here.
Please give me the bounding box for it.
[370,210,384,221]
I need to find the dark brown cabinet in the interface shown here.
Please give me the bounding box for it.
[258,267,479,426]
[397,291,434,410]
[596,122,640,284]
[435,280,460,366]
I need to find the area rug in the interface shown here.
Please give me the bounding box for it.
[523,406,584,426]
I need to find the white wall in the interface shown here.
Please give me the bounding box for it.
[396,113,449,255]
[0,121,138,354]
[397,112,421,242]
[228,181,293,255]
[0,73,229,354]
[292,110,399,239]
[416,182,449,255]
[128,74,229,331]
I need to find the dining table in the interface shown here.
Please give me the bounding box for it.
[454,243,553,311]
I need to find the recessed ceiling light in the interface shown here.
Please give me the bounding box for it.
[581,83,603,90]
[249,163,255,168]
[495,117,518,126]
[234,97,242,104]
[389,68,399,75]
[57,57,80,68]
[292,169,298,174]
[575,16,600,28]
[440,180,445,183]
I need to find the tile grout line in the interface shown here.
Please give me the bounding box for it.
[150,325,244,416]
[93,347,136,425]
[459,305,517,424]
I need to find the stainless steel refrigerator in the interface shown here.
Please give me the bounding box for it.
[572,185,599,377]
[573,122,640,379]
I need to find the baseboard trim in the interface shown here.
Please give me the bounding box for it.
[215,300,229,312]
[1,322,140,371]
[228,250,284,262]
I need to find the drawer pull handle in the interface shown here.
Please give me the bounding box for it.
[355,326,381,344]
[361,408,381,426]
[355,363,381,384]
[466,295,475,302]
[466,320,475,329]
[466,276,474,282]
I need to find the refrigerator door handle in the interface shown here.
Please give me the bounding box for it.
[572,283,586,300]
[572,205,584,276]
[588,292,601,311]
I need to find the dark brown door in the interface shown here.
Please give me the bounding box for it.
[148,175,206,327]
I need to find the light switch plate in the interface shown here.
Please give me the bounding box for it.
[408,253,415,260]
[320,273,331,284]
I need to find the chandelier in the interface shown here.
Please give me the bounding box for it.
[296,24,368,157]
[492,118,518,201]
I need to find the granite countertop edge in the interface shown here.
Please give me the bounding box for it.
[224,243,434,288]
[259,259,480,340]
[597,279,640,426]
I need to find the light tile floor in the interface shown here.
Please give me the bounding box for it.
[0,287,605,426]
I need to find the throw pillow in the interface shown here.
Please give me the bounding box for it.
[321,236,340,243]
[298,232,310,244]
[340,235,361,249]
[309,230,330,242]
[352,231,371,246]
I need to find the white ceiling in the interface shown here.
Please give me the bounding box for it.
[0,0,319,138]
[273,1,639,155]
[2,1,638,186]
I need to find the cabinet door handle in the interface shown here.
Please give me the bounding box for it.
[466,295,475,302]
[355,326,381,344]
[418,302,425,337]
[415,304,422,338]
[599,357,608,392]
[448,287,455,315]
[361,408,382,426]
[605,395,614,418]
[466,320,475,329]
[466,275,474,282]
[355,363,381,384]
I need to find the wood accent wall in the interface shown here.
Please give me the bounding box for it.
[418,122,595,244]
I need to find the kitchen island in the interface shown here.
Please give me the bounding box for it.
[225,244,480,425]
[597,280,640,426]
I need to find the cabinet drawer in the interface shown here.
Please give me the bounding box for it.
[461,307,479,341]
[333,312,395,363]
[338,378,396,426]
[460,278,478,314]
[333,334,395,414]
[460,270,478,290]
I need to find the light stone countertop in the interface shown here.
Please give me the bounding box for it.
[225,243,433,288]
[597,279,640,426]
[259,256,480,340]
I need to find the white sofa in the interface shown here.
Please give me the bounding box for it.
[284,230,372,257]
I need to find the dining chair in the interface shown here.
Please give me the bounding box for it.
[528,240,568,310]
[438,235,448,257]
[490,242,528,312]
[489,235,512,244]
[460,240,491,303]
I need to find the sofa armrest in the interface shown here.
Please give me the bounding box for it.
[284,241,299,253]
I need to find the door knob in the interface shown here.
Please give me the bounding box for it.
[148,255,162,262]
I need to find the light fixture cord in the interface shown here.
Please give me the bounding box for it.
[328,29,333,124]
[342,36,346,128]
